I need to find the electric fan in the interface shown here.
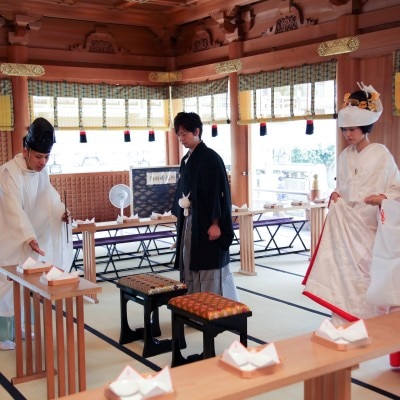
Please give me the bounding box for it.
[109,184,133,218]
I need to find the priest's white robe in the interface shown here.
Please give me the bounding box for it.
[0,154,73,317]
[303,143,400,321]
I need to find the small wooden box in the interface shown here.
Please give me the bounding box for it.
[122,218,139,223]
[17,265,52,275]
[77,222,96,227]
[47,276,80,286]
[104,384,175,400]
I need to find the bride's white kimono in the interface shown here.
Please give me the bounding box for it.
[366,199,400,308]
[0,154,73,318]
[303,143,400,321]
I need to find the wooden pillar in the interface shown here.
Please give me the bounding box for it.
[335,14,360,155]
[8,45,30,156]
[229,41,249,207]
[164,57,181,166]
[166,128,180,165]
[166,96,183,166]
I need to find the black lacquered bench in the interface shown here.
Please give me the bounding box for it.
[168,292,252,367]
[117,273,187,358]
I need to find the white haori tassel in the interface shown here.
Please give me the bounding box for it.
[178,192,191,216]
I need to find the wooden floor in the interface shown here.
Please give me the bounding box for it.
[1,227,399,400]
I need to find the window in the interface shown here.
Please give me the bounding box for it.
[239,61,337,123]
[251,119,337,208]
[199,123,231,170]
[29,82,170,174]
[49,129,166,174]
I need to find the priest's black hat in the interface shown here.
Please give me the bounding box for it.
[23,118,55,153]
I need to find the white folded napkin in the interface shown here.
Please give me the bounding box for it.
[221,340,280,372]
[109,365,173,398]
[315,318,369,344]
[40,267,79,282]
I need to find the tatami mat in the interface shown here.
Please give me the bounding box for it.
[1,228,399,399]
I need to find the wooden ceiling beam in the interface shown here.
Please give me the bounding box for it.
[166,0,258,25]
[0,0,166,27]
[113,0,190,10]
[0,0,258,29]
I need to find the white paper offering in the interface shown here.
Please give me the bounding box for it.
[221,340,280,372]
[16,257,53,274]
[315,318,369,344]
[117,214,139,223]
[40,267,79,282]
[20,257,52,270]
[108,365,173,399]
[73,218,95,226]
[150,212,162,220]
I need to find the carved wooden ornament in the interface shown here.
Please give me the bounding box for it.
[0,63,45,76]
[318,36,360,56]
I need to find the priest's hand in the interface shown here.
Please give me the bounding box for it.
[29,239,45,256]
[62,211,71,223]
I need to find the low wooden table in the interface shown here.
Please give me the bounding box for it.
[232,203,327,275]
[0,265,102,400]
[72,216,177,303]
[58,312,400,400]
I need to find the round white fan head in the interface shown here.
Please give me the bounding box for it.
[109,184,133,216]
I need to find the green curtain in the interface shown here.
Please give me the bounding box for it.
[239,61,336,90]
[28,81,170,130]
[170,77,229,124]
[238,60,337,123]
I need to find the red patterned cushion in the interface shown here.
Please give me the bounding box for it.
[118,274,186,295]
[168,292,251,320]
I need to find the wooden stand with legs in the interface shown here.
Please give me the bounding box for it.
[0,265,102,400]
